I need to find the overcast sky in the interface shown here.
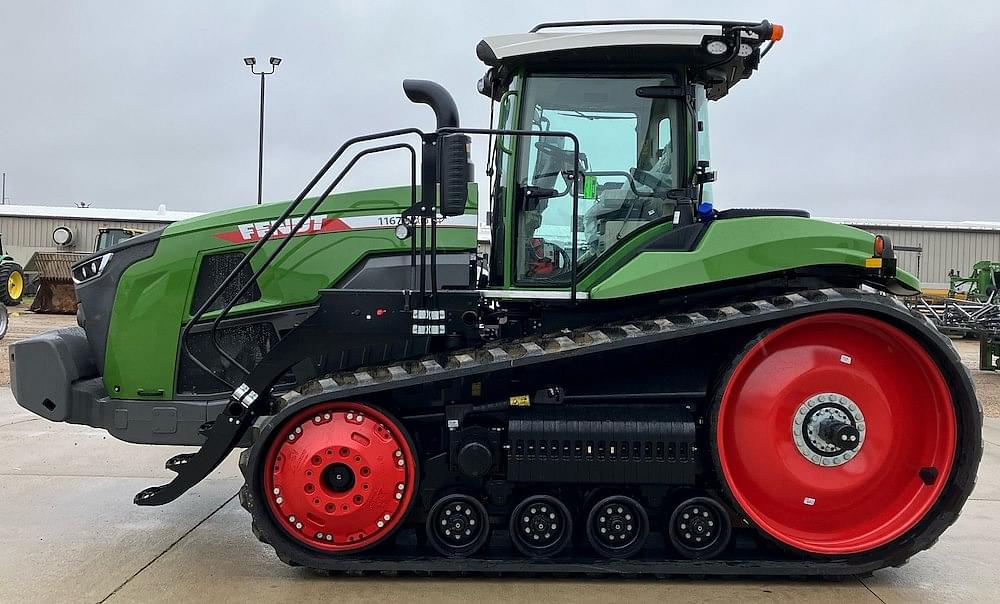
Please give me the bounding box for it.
[0,1,997,221]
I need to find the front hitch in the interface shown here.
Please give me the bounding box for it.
[134,323,324,505]
[134,384,264,506]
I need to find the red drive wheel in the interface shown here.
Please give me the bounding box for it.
[262,402,416,553]
[714,312,957,555]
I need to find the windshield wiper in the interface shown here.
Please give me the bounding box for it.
[556,111,635,121]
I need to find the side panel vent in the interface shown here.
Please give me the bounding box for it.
[190,252,261,314]
[177,323,278,395]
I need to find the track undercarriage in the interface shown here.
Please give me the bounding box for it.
[229,289,981,576]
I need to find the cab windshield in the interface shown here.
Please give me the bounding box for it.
[96,229,136,251]
[514,74,684,284]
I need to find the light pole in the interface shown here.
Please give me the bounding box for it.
[244,56,281,205]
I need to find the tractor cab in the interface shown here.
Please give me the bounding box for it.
[476,20,783,288]
[95,227,144,252]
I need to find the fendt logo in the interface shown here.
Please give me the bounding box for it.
[213,213,478,244]
[214,215,346,243]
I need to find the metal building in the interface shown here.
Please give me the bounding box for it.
[827,218,1000,289]
[0,204,201,262]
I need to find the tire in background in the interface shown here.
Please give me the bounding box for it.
[0,263,25,306]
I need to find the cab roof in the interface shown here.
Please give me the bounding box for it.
[477,19,782,100]
[478,24,723,65]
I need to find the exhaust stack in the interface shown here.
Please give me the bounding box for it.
[403,79,460,130]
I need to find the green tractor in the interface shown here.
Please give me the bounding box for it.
[10,19,981,576]
[0,234,27,306]
[96,226,145,252]
[948,260,1000,301]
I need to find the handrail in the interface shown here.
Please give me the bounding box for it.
[181,128,422,389]
[184,125,584,393]
[529,19,763,33]
[208,142,419,377]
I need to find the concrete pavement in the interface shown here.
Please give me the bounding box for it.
[1,387,997,604]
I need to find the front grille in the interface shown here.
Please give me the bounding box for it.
[190,252,261,314]
[176,322,278,395]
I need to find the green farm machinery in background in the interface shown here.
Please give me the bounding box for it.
[0,234,27,307]
[947,260,1000,301]
[915,259,1000,370]
[0,233,26,340]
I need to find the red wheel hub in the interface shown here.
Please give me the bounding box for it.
[262,402,416,553]
[715,313,956,555]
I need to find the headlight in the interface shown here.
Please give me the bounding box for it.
[706,40,728,55]
[72,252,113,284]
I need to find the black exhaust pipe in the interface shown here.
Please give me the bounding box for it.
[403,79,460,130]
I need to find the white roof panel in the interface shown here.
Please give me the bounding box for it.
[0,204,202,223]
[480,26,722,63]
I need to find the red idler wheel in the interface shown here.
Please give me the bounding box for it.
[262,402,416,553]
[714,312,957,555]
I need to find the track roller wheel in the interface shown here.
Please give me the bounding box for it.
[425,494,490,557]
[668,497,732,560]
[585,495,648,559]
[509,495,572,558]
[260,402,417,554]
[713,312,958,555]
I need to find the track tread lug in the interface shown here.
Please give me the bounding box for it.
[717,305,742,318]
[251,520,268,545]
[275,549,301,567]
[353,370,375,385]
[685,312,710,324]
[586,329,612,342]
[238,449,251,479]
[620,323,642,336]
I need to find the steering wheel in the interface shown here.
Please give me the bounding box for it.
[534,141,587,183]
[632,169,672,195]
[533,142,569,177]
[550,243,571,274]
[535,140,572,161]
[526,238,573,279]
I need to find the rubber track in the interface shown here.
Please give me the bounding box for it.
[238,288,983,577]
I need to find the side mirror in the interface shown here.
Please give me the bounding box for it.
[693,170,717,185]
[439,134,474,217]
